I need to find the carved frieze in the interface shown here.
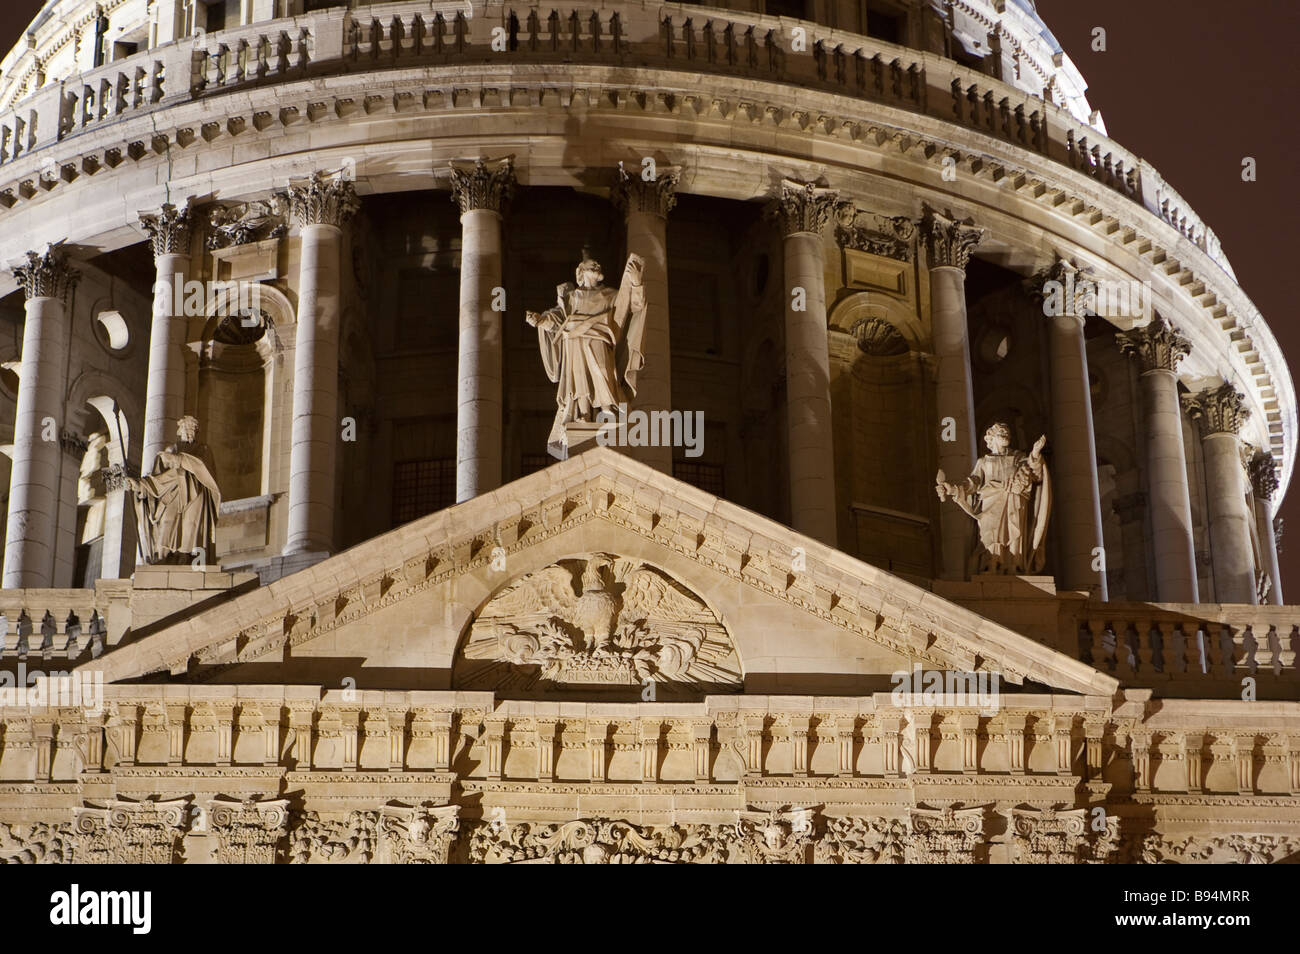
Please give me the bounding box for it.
[834,201,914,261]
[815,816,907,864]
[378,803,460,864]
[287,810,378,864]
[469,818,731,864]
[1130,833,1300,865]
[458,553,742,696]
[0,821,72,864]
[207,196,289,249]
[736,806,818,864]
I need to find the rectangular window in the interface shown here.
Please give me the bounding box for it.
[865,5,906,45]
[673,460,726,497]
[391,458,456,525]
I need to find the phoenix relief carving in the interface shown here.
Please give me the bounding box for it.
[458,554,741,696]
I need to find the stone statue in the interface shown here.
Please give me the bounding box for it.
[127,416,222,565]
[935,422,1051,575]
[525,253,647,454]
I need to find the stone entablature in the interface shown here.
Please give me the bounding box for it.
[0,687,1297,863]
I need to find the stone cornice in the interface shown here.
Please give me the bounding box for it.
[448,157,515,214]
[138,202,193,258]
[1183,383,1250,439]
[919,207,983,271]
[283,170,360,229]
[770,178,839,236]
[1115,315,1191,375]
[11,243,78,302]
[611,162,680,218]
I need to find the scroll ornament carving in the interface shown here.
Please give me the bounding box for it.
[378,804,460,864]
[208,797,290,864]
[1182,383,1250,438]
[905,806,986,864]
[815,816,907,864]
[469,818,732,864]
[612,162,680,218]
[919,208,983,271]
[770,178,839,236]
[449,156,516,214]
[283,170,360,229]
[1007,807,1121,864]
[0,822,73,864]
[139,203,193,258]
[852,316,909,356]
[834,201,915,261]
[69,799,188,864]
[1115,315,1191,374]
[12,243,79,302]
[207,195,289,249]
[460,554,742,694]
[287,811,379,864]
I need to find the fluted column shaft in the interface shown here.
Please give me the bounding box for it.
[1041,265,1108,598]
[1249,452,1283,604]
[451,158,514,502]
[922,210,983,580]
[3,247,78,588]
[1184,384,1257,604]
[1118,317,1198,603]
[613,164,679,474]
[139,204,193,476]
[284,171,358,556]
[774,180,838,545]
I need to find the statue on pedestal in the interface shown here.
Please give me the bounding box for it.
[936,423,1051,575]
[525,253,647,456]
[128,416,221,565]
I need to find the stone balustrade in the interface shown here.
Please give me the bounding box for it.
[0,1,1230,279]
[1069,602,1300,697]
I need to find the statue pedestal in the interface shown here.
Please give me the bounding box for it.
[548,420,616,461]
[933,574,1073,653]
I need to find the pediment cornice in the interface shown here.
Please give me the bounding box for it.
[82,448,1116,697]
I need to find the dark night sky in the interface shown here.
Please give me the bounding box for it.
[1,1,1297,593]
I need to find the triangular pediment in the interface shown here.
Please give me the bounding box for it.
[81,448,1116,698]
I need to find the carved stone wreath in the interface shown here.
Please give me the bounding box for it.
[457,553,742,697]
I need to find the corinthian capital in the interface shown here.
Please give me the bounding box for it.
[1115,315,1191,374]
[1249,450,1279,501]
[770,178,840,236]
[139,203,194,258]
[12,243,79,302]
[612,162,680,217]
[284,170,360,229]
[449,157,516,214]
[920,207,983,271]
[1182,383,1250,438]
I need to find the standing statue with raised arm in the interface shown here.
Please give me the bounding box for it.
[525,253,647,456]
[936,422,1051,575]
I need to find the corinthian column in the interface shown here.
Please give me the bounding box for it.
[1038,260,1108,598]
[1116,316,1198,603]
[1183,384,1257,604]
[921,208,983,580]
[283,171,359,556]
[450,158,514,502]
[1249,450,1283,604]
[139,203,193,477]
[612,162,679,474]
[772,179,839,546]
[4,246,79,588]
